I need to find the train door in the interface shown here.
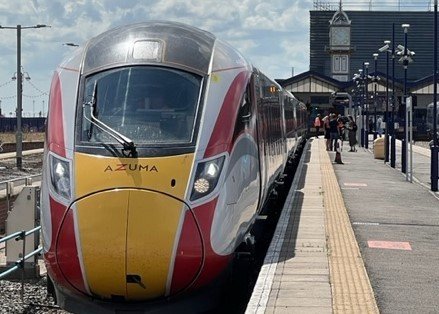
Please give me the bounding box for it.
[279,92,288,167]
[253,72,267,212]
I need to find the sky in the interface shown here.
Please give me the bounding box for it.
[0,0,433,117]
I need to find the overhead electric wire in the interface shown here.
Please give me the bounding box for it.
[25,79,48,96]
[0,76,48,100]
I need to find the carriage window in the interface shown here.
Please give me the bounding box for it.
[80,66,202,145]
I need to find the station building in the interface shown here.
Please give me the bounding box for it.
[279,3,438,138]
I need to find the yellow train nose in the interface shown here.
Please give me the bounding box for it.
[70,188,193,300]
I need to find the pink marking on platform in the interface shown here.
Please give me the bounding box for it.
[344,183,368,187]
[368,241,412,251]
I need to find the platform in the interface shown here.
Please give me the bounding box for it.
[246,137,439,313]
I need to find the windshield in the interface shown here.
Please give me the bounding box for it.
[80,66,202,145]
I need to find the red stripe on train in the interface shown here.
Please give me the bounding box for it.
[45,197,86,295]
[204,71,250,158]
[169,210,203,295]
[47,72,66,157]
[170,198,231,295]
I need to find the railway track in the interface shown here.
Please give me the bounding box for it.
[0,152,43,182]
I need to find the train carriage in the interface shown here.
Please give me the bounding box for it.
[40,21,307,313]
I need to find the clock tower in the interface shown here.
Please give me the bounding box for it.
[329,1,352,81]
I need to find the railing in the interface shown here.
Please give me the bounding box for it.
[0,174,41,212]
[0,174,42,189]
[0,226,42,300]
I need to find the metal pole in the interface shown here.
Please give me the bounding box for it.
[385,41,390,162]
[373,54,378,140]
[365,63,370,149]
[16,25,22,170]
[20,230,26,302]
[391,24,396,168]
[361,67,365,147]
[432,0,438,192]
[0,24,49,168]
[410,101,413,182]
[406,97,410,181]
[401,24,410,174]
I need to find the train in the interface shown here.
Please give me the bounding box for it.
[40,21,307,313]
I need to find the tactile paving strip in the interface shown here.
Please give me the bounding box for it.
[319,140,379,313]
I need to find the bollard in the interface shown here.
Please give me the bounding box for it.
[334,139,344,164]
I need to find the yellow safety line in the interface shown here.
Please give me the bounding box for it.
[319,140,379,313]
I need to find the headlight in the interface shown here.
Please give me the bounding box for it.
[190,156,225,201]
[49,154,71,200]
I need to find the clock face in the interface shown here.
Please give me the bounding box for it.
[331,27,350,46]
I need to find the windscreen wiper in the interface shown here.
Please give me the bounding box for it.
[83,81,138,158]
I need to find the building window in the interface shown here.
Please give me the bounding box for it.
[332,55,349,74]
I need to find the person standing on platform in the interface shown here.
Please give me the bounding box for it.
[376,116,383,137]
[337,114,346,141]
[347,115,358,152]
[314,114,322,138]
[323,114,331,150]
[329,113,339,151]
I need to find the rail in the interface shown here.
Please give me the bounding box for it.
[0,226,42,301]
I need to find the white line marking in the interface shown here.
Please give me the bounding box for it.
[245,141,309,314]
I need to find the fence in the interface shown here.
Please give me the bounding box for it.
[0,227,42,300]
[0,177,42,302]
[0,175,41,234]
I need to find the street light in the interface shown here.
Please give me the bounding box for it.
[397,23,414,174]
[359,68,365,147]
[378,40,392,163]
[0,24,50,169]
[390,24,397,168]
[364,61,370,149]
[12,67,31,81]
[353,71,365,146]
[372,53,379,140]
[432,0,438,192]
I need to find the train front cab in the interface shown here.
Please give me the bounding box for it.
[45,64,209,303]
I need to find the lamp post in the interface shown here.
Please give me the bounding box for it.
[398,23,413,174]
[385,41,390,163]
[379,40,392,162]
[391,24,396,168]
[364,62,370,149]
[373,53,379,140]
[359,63,366,147]
[353,71,363,146]
[432,0,438,192]
[353,72,363,146]
[0,24,50,169]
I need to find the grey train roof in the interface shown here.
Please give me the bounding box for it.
[82,21,216,76]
